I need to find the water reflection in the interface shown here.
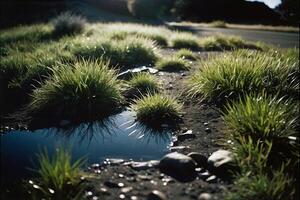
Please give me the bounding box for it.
[1,110,172,183]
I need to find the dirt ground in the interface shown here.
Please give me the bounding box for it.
[82,50,231,200]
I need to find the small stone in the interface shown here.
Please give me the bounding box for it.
[131,160,159,170]
[206,175,217,183]
[118,183,125,187]
[121,187,133,193]
[147,190,167,200]
[198,193,212,200]
[107,158,124,165]
[170,146,190,152]
[131,196,138,200]
[91,163,100,169]
[100,187,109,195]
[119,194,126,199]
[203,122,209,126]
[92,196,99,200]
[199,171,210,179]
[85,191,93,197]
[119,174,124,178]
[177,132,196,141]
[137,175,151,180]
[205,128,211,133]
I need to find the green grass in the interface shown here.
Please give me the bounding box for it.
[156,57,190,71]
[51,12,86,36]
[225,170,294,200]
[188,49,299,102]
[73,36,158,69]
[132,94,182,126]
[175,49,197,60]
[100,23,170,46]
[27,59,123,121]
[223,94,298,141]
[126,73,160,98]
[170,32,200,50]
[31,148,86,199]
[199,35,259,51]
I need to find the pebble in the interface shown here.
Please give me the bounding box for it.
[118,183,125,187]
[121,187,133,193]
[198,193,212,200]
[204,128,211,133]
[206,175,217,183]
[177,131,196,141]
[203,122,209,126]
[119,194,126,199]
[170,146,190,151]
[147,190,167,200]
[131,196,138,200]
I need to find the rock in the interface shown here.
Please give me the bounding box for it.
[170,146,190,152]
[147,190,167,200]
[131,160,159,170]
[198,193,212,200]
[106,158,124,165]
[121,187,133,193]
[206,175,217,183]
[204,128,211,133]
[178,130,196,141]
[207,150,237,179]
[159,152,197,182]
[187,152,208,168]
[198,171,210,180]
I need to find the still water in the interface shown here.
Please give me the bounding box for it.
[1,110,172,182]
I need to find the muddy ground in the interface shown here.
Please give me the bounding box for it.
[81,50,231,200]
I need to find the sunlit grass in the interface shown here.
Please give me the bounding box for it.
[188,49,299,102]
[175,48,197,60]
[156,56,190,71]
[27,59,123,121]
[224,94,298,141]
[73,36,158,69]
[126,73,160,98]
[100,23,170,46]
[132,94,182,126]
[170,32,200,50]
[199,35,259,50]
[31,148,86,199]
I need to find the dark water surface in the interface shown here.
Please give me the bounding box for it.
[1,111,172,183]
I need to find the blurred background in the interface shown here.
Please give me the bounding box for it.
[0,0,299,29]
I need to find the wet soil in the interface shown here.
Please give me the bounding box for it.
[81,51,231,200]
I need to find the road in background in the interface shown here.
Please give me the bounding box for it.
[171,25,299,48]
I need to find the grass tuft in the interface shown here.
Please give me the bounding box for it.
[225,171,293,200]
[51,12,86,36]
[188,49,299,102]
[32,148,86,199]
[199,35,258,51]
[170,33,200,50]
[126,73,160,98]
[132,94,182,126]
[74,36,157,69]
[175,49,197,60]
[156,57,190,71]
[223,94,298,141]
[27,59,123,122]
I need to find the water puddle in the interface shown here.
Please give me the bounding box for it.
[1,110,172,183]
